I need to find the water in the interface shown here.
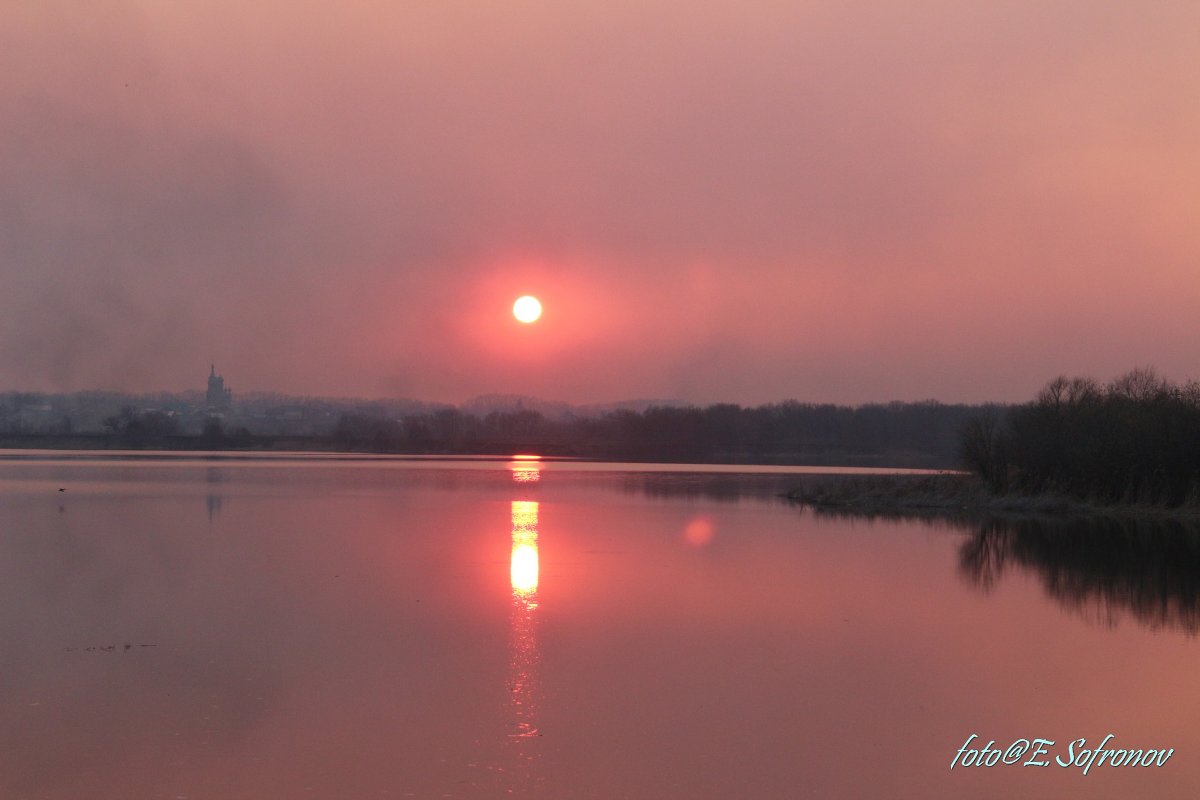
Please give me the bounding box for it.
[1,454,1196,799]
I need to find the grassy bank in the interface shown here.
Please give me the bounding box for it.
[785,473,1200,519]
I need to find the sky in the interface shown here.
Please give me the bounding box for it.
[2,0,1197,406]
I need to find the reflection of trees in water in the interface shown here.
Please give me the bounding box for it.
[959,517,1200,634]
[206,493,224,522]
[206,466,224,524]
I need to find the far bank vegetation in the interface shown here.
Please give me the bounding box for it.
[961,368,1200,509]
[790,368,1200,515]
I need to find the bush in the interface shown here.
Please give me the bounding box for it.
[960,369,1200,507]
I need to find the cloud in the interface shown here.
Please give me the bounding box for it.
[1,1,1197,401]
[0,2,292,390]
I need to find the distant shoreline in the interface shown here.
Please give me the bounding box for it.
[0,433,950,470]
[5,438,1197,518]
[0,433,342,453]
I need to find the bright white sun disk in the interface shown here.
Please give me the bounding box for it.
[513,295,542,323]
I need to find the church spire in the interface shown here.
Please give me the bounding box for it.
[206,364,232,409]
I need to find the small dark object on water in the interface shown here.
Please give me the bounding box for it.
[58,488,65,492]
[70,643,158,653]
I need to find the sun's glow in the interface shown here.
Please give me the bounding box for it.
[513,295,542,324]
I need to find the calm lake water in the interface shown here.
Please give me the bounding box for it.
[2,454,1197,799]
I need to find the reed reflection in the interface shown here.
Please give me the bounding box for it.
[958,516,1200,634]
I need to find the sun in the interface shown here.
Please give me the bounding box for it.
[513,295,542,324]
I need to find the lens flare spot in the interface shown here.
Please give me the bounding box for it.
[683,517,715,548]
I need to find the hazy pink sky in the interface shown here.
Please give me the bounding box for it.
[2,1,1197,405]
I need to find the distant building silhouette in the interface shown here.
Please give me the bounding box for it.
[206,364,232,409]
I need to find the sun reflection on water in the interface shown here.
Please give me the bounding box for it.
[511,501,540,598]
[509,459,542,484]
[506,470,542,790]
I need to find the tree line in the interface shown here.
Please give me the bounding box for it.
[960,368,1200,507]
[3,397,987,467]
[334,400,983,467]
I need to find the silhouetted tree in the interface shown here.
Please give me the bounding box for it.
[962,368,1200,506]
[958,407,1008,491]
[102,406,180,445]
[202,417,225,444]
